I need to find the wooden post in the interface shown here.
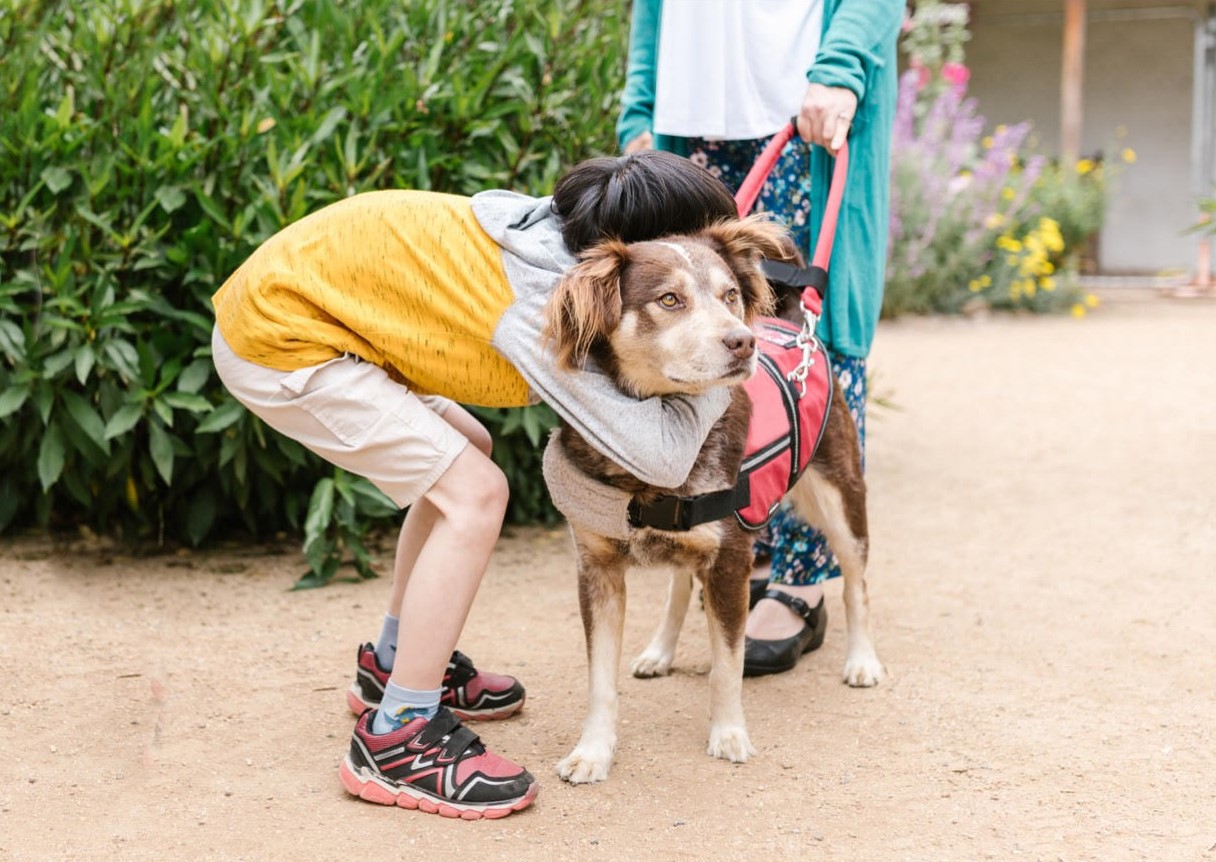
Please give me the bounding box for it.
[1061,0,1086,163]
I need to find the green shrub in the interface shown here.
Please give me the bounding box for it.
[1,0,626,578]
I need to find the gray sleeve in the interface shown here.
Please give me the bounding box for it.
[539,362,731,490]
[542,431,634,540]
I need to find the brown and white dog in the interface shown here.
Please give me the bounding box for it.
[542,216,884,785]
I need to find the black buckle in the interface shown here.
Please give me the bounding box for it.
[628,495,693,531]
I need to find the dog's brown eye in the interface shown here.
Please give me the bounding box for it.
[724,288,740,304]
[657,293,681,309]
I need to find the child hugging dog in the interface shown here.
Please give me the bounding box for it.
[210,149,766,818]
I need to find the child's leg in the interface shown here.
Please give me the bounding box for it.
[389,442,508,692]
[379,403,493,646]
[212,330,536,816]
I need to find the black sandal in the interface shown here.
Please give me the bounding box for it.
[742,590,827,677]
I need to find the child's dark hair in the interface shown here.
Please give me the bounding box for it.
[551,150,738,253]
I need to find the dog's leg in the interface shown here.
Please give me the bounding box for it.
[630,567,693,678]
[786,473,885,687]
[557,532,628,784]
[700,538,755,762]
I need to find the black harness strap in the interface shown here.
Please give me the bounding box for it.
[760,259,826,295]
[627,473,751,532]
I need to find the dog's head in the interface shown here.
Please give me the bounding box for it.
[544,215,797,398]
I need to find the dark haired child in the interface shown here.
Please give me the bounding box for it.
[210,150,739,818]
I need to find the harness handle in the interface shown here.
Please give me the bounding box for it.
[732,120,849,318]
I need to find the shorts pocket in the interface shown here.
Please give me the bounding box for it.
[279,356,385,448]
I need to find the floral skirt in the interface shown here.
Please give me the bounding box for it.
[685,134,867,586]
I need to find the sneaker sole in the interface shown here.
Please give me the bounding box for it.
[345,682,524,722]
[339,755,538,820]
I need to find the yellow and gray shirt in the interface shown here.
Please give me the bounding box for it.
[212,188,729,489]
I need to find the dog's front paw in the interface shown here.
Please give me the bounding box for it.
[843,650,886,687]
[707,724,755,763]
[630,647,674,678]
[556,742,614,784]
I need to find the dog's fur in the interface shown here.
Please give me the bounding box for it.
[543,216,884,785]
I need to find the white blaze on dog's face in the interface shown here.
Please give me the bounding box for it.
[608,238,758,397]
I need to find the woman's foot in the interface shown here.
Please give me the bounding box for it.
[745,582,824,640]
[743,583,828,677]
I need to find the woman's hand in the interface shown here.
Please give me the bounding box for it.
[623,130,654,154]
[796,83,858,156]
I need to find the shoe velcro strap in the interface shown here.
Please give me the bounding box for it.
[760,589,820,627]
[446,650,476,684]
[415,707,484,758]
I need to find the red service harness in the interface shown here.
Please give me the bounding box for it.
[735,317,832,529]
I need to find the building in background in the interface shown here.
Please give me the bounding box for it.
[964,0,1215,285]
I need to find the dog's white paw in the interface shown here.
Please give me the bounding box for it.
[842,651,886,687]
[556,743,614,784]
[630,648,674,678]
[707,724,755,763]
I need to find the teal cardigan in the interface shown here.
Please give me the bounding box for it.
[617,0,903,358]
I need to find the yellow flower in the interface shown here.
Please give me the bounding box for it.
[1001,187,1016,201]
[1071,303,1087,318]
[968,279,982,292]
[980,274,992,287]
[984,213,1006,230]
[1121,148,1136,164]
[996,235,1022,252]
[1085,293,1100,308]
[1076,159,1094,175]
[995,124,1007,134]
[982,136,994,149]
[1040,276,1056,291]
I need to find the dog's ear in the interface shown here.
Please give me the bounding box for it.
[700,215,800,320]
[543,239,628,369]
[704,214,803,267]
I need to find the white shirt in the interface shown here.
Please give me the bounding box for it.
[653,0,824,140]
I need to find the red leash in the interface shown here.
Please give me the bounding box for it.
[733,121,849,320]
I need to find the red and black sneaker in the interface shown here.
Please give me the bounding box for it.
[340,707,538,819]
[346,644,526,721]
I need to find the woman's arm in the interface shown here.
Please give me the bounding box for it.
[807,0,905,101]
[617,0,663,151]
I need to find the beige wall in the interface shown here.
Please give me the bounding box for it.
[966,0,1209,275]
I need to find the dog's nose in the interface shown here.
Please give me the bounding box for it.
[723,329,755,359]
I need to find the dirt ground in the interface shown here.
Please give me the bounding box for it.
[3,290,1215,862]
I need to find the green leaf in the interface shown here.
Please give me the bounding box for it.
[0,320,24,361]
[60,390,111,456]
[43,166,72,194]
[74,344,96,385]
[156,186,187,214]
[195,399,244,433]
[0,386,29,420]
[161,391,212,412]
[104,403,144,439]
[37,424,66,491]
[148,421,174,483]
[102,340,140,380]
[177,359,212,394]
[185,490,217,546]
[304,477,335,542]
